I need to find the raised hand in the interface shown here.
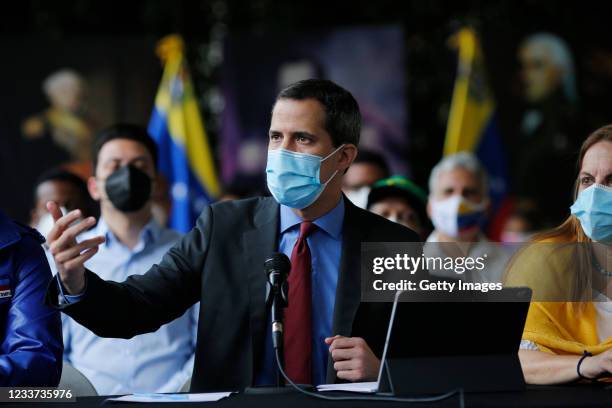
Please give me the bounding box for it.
[46,201,105,294]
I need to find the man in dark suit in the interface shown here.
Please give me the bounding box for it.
[45,79,420,391]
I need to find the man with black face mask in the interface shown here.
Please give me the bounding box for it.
[49,124,198,395]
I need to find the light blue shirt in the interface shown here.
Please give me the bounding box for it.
[55,218,198,395]
[256,198,344,386]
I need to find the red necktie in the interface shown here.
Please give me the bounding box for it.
[284,221,316,384]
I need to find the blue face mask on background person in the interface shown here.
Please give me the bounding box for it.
[570,183,612,243]
[266,145,344,209]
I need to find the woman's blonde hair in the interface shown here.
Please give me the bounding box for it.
[532,124,612,303]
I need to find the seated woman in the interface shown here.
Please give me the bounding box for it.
[505,125,612,383]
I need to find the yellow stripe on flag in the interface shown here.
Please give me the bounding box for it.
[154,34,220,197]
[444,28,495,155]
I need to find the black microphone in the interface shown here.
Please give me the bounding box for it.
[264,253,291,388]
[264,253,291,350]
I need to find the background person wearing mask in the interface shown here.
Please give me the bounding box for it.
[506,125,612,384]
[366,175,431,240]
[50,124,197,395]
[425,152,509,284]
[499,206,543,244]
[342,149,390,208]
[44,79,421,391]
[0,209,62,386]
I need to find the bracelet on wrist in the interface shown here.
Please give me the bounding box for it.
[577,350,594,381]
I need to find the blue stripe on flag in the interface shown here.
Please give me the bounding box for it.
[149,108,213,232]
[475,114,508,214]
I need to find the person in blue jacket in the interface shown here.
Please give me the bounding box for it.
[0,209,62,386]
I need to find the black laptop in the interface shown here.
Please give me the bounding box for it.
[350,287,532,395]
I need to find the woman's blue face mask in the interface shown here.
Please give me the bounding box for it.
[570,184,612,243]
[265,145,344,209]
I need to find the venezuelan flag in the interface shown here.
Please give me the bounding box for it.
[148,34,220,232]
[444,27,510,238]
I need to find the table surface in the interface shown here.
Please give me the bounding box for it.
[2,384,611,408]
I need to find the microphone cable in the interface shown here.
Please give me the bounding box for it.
[274,350,465,407]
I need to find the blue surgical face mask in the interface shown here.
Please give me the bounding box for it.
[570,184,612,243]
[266,145,344,209]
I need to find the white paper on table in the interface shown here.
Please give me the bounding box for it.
[316,382,378,393]
[105,391,234,403]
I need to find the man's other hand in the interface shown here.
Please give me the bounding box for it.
[325,335,380,381]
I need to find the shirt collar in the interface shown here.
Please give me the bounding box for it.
[280,197,344,240]
[95,217,162,248]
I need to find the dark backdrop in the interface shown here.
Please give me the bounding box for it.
[1,0,612,222]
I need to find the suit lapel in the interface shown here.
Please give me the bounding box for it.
[243,197,279,384]
[326,197,368,382]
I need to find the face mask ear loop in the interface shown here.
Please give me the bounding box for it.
[304,146,345,209]
[321,169,340,186]
[320,144,346,164]
[319,144,346,184]
[297,168,339,210]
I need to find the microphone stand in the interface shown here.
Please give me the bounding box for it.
[267,269,288,387]
[245,253,296,395]
[267,270,314,393]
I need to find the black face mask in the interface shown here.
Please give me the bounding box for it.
[104,165,152,212]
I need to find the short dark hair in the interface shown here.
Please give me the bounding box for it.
[34,168,89,200]
[276,79,361,147]
[33,167,97,219]
[92,124,158,174]
[353,149,390,178]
